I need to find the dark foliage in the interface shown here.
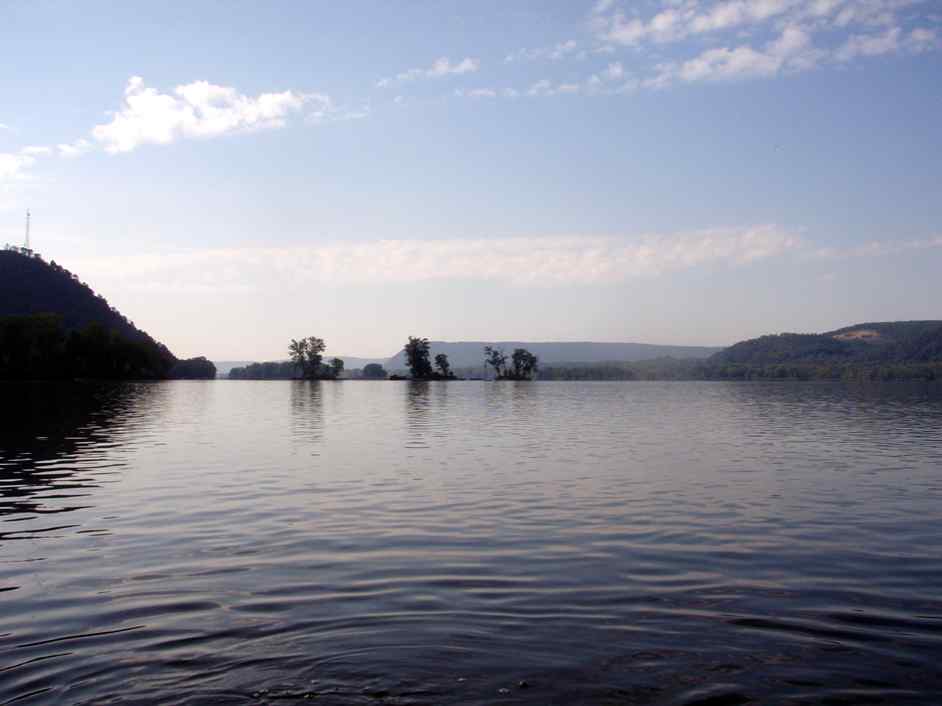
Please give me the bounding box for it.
[228,361,297,379]
[485,345,539,380]
[168,357,217,379]
[404,336,433,378]
[434,353,454,378]
[711,321,942,366]
[1,251,175,361]
[0,314,172,380]
[362,363,388,379]
[288,336,332,379]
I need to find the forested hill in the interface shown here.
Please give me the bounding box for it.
[1,251,168,349]
[0,250,214,379]
[711,321,942,365]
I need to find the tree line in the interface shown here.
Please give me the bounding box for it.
[0,313,216,380]
[228,336,541,381]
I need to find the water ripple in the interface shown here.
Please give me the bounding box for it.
[1,380,941,703]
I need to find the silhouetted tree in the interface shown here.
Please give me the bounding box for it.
[329,357,345,378]
[404,336,433,378]
[289,336,327,379]
[484,345,507,378]
[434,353,453,379]
[510,348,539,380]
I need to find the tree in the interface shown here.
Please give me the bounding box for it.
[510,348,539,380]
[289,336,327,379]
[434,353,453,379]
[404,336,433,378]
[288,338,308,377]
[329,357,345,378]
[484,345,507,378]
[362,363,387,379]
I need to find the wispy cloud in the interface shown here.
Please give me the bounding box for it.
[586,0,939,88]
[812,235,942,259]
[58,138,93,158]
[20,146,52,156]
[505,40,581,62]
[454,88,499,98]
[377,57,480,88]
[67,226,801,291]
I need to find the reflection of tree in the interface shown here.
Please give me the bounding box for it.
[290,381,325,453]
[405,380,431,449]
[0,382,156,526]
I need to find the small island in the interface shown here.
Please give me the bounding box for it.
[227,335,542,382]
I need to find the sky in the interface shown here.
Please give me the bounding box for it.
[1,0,940,360]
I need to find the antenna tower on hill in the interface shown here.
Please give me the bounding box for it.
[25,209,30,250]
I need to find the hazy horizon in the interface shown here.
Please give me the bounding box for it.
[3,1,940,360]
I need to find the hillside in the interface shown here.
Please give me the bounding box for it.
[711,321,942,365]
[0,250,214,379]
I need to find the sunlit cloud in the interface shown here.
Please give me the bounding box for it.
[91,76,327,154]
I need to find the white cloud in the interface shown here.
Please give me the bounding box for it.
[92,76,318,154]
[651,24,822,83]
[377,57,480,87]
[0,123,10,131]
[21,146,52,156]
[68,226,801,291]
[589,0,940,78]
[0,153,35,181]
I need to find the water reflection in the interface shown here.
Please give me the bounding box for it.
[404,380,431,449]
[290,381,324,453]
[0,381,941,704]
[0,383,154,523]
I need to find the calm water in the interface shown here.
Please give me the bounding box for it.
[1,381,942,705]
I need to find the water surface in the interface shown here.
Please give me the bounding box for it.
[2,380,942,704]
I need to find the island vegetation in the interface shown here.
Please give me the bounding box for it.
[401,336,460,380]
[484,345,539,380]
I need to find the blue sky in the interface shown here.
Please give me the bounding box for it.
[1,0,940,359]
